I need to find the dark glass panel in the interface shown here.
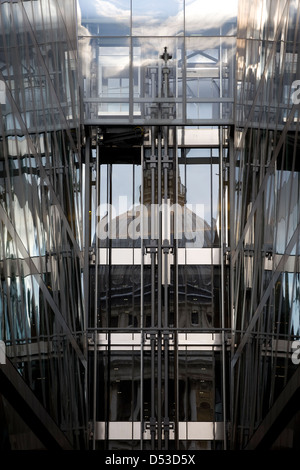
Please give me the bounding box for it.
[176,266,213,328]
[178,352,214,421]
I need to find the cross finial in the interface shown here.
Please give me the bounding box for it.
[160,47,172,64]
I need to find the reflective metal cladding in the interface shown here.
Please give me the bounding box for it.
[231,0,300,450]
[0,0,86,450]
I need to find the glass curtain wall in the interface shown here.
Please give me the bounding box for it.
[231,0,300,449]
[78,0,237,126]
[87,136,228,450]
[79,0,237,451]
[0,0,86,449]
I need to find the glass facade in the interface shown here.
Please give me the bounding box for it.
[80,0,235,451]
[0,0,86,449]
[0,0,299,452]
[231,0,300,450]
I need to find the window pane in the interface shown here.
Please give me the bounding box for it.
[185,0,237,36]
[186,163,211,247]
[179,352,214,421]
[132,0,184,36]
[78,0,131,36]
[177,266,213,328]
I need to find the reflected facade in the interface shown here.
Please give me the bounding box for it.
[81,0,235,450]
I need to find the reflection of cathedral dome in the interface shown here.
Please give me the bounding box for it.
[97,204,215,247]
[92,264,215,329]
[95,173,219,247]
[142,170,186,206]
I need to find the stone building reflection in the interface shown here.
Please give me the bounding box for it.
[91,168,220,330]
[90,350,222,425]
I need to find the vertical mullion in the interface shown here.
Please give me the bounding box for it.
[174,130,179,449]
[140,143,144,449]
[92,136,100,450]
[129,0,133,124]
[220,125,227,449]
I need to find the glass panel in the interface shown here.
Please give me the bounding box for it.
[185,148,211,159]
[132,37,184,121]
[179,352,215,421]
[212,163,220,246]
[177,145,221,248]
[80,37,130,119]
[186,41,221,100]
[91,351,140,422]
[186,37,235,121]
[97,163,142,247]
[132,0,184,36]
[93,266,141,328]
[110,353,140,421]
[176,266,213,328]
[275,169,299,255]
[78,0,131,36]
[290,273,300,337]
[111,164,133,244]
[186,163,211,247]
[185,0,238,36]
